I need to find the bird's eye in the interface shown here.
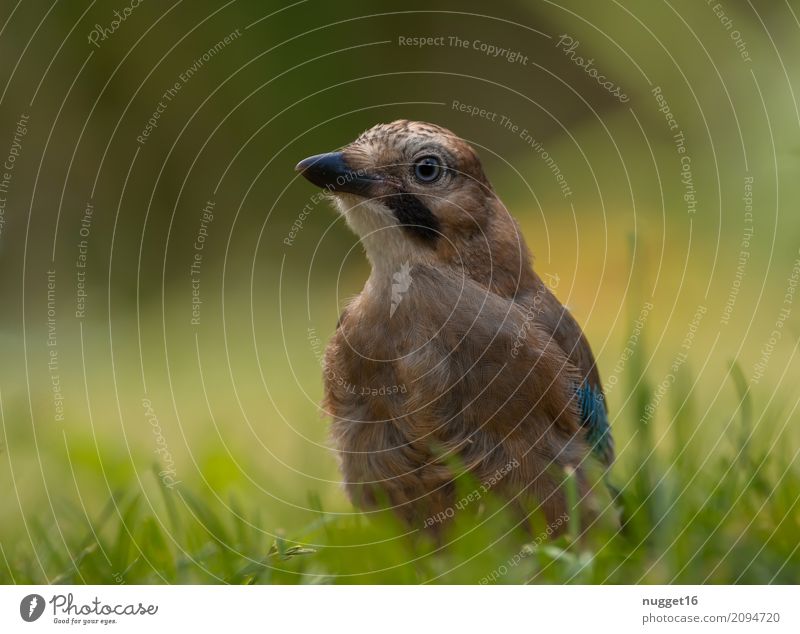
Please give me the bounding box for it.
[413,156,443,183]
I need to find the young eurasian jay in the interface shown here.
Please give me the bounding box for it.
[296,120,613,534]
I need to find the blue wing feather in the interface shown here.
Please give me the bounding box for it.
[576,383,615,465]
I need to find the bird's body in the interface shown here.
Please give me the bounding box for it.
[297,120,613,533]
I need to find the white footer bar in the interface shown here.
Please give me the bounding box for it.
[1,585,796,633]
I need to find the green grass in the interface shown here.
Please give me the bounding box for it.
[2,352,798,585]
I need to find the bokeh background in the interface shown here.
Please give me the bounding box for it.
[1,0,799,583]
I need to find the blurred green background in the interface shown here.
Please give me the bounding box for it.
[0,0,799,583]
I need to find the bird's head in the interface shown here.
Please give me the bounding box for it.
[296,120,535,296]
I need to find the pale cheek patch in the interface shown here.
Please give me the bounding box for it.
[331,195,429,273]
[333,195,396,237]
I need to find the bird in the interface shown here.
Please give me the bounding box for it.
[295,120,614,535]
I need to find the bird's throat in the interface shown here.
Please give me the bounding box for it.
[333,194,434,277]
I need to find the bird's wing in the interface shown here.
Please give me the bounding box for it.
[398,266,585,440]
[535,289,603,385]
[529,285,615,465]
[576,382,614,465]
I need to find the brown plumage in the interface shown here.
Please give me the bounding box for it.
[296,120,613,534]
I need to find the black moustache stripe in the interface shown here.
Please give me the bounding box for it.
[385,193,441,244]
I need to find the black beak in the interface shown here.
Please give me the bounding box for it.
[295,152,379,196]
